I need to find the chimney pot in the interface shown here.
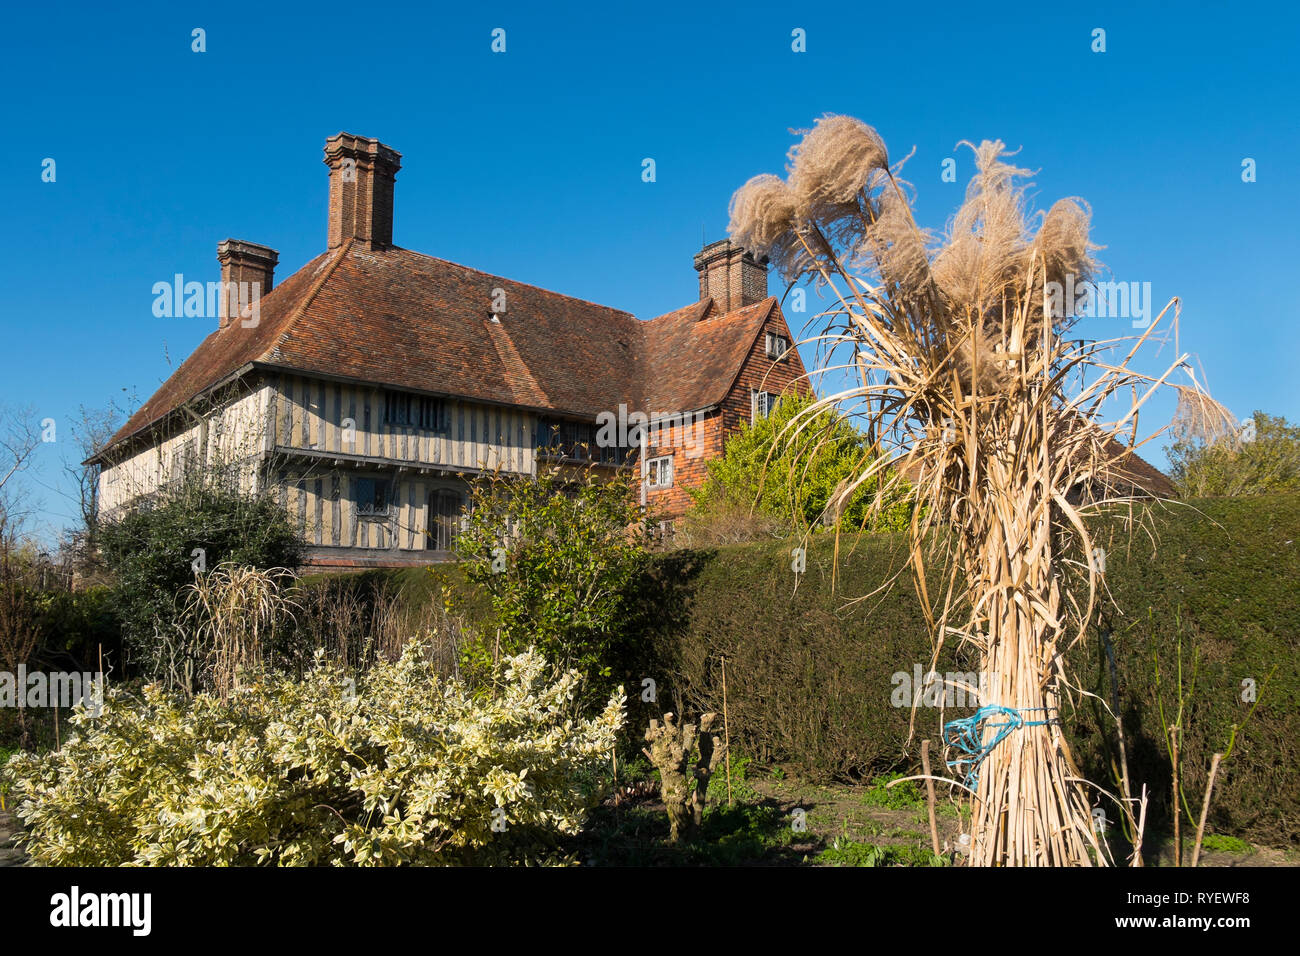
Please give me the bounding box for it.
[323,133,402,250]
[216,239,277,329]
[693,239,768,313]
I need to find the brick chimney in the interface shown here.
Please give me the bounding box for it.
[216,239,277,329]
[323,133,402,250]
[693,239,769,314]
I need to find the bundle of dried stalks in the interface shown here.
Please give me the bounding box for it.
[729,115,1230,866]
[184,564,299,699]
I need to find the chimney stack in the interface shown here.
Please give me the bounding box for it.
[323,133,402,250]
[693,239,769,314]
[216,239,277,329]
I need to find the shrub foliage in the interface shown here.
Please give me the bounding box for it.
[1168,411,1300,498]
[453,465,649,693]
[98,479,304,675]
[5,642,626,865]
[687,392,911,539]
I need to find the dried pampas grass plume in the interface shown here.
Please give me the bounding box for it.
[787,114,889,212]
[727,172,799,270]
[1033,197,1096,291]
[1171,383,1238,445]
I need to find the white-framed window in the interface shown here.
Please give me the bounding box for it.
[646,455,674,489]
[766,332,790,359]
[751,389,778,423]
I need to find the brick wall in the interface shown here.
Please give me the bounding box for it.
[644,302,809,521]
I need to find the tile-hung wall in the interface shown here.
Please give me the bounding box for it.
[269,373,538,552]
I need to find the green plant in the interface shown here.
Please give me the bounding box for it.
[453,464,649,699]
[1168,412,1300,498]
[819,838,948,867]
[7,642,626,866]
[0,747,14,811]
[862,773,926,810]
[687,392,912,539]
[707,750,759,805]
[99,476,304,678]
[1197,834,1252,854]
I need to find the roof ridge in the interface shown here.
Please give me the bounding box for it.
[391,246,638,321]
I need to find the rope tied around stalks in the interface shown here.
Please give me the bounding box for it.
[944,705,1059,791]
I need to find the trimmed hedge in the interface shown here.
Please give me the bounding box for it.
[331,496,1300,846]
[628,497,1300,847]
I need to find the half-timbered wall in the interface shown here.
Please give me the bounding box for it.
[269,374,536,476]
[99,385,273,515]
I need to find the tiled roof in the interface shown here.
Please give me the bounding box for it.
[640,298,777,413]
[1093,438,1176,499]
[100,242,783,456]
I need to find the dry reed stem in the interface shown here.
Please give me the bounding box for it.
[1190,752,1224,867]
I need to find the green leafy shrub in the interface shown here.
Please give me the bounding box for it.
[685,391,912,541]
[1168,412,1300,498]
[99,478,304,677]
[453,464,649,698]
[33,585,121,671]
[5,642,625,866]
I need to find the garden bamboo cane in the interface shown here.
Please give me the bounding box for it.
[722,655,733,807]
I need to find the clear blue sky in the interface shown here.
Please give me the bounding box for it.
[2,0,1297,543]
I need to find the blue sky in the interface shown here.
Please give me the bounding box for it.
[2,0,1297,543]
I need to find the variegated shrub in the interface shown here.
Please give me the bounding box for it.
[4,643,625,866]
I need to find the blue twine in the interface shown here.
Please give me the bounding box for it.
[943,705,1056,791]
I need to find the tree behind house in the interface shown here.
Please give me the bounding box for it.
[686,391,912,541]
[1168,411,1300,497]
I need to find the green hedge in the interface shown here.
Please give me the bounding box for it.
[323,496,1300,846]
[627,496,1300,847]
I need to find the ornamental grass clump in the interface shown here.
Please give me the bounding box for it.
[729,115,1229,866]
[5,642,625,866]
